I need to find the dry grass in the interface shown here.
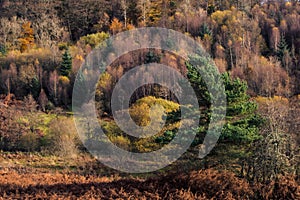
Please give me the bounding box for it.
[0,166,298,199]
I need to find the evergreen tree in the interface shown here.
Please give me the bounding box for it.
[60,49,72,77]
[277,35,290,63]
[0,44,6,55]
[145,50,161,64]
[221,73,262,143]
[199,23,212,39]
[186,53,263,145]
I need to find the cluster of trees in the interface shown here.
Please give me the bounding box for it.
[0,0,298,107]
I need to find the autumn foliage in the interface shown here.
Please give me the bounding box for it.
[0,1,299,199]
[0,168,298,199]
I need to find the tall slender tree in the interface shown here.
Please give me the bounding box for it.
[60,49,72,77]
[18,21,35,52]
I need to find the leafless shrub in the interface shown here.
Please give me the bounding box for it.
[47,117,79,158]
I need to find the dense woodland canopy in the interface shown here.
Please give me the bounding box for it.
[0,0,299,103]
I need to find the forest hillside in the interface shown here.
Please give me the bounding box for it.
[0,0,299,199]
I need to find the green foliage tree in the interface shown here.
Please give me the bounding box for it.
[144,50,161,64]
[0,44,6,55]
[199,23,212,39]
[221,73,262,143]
[277,34,291,65]
[185,53,262,145]
[60,49,72,77]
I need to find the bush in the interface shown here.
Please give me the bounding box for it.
[47,117,79,158]
[18,132,40,152]
[79,32,109,48]
[129,96,180,126]
[109,135,131,151]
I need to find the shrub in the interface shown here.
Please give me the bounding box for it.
[18,132,40,152]
[79,32,109,48]
[109,135,131,151]
[47,117,79,158]
[0,101,49,152]
[129,96,180,126]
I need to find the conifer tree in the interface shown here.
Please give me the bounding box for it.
[277,35,291,67]
[186,53,262,144]
[60,49,72,77]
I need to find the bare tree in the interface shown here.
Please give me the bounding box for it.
[121,0,128,28]
[8,16,22,49]
[137,0,151,26]
[178,0,193,32]
[48,70,59,104]
[0,16,22,49]
[245,97,297,182]
[0,18,12,46]
[33,13,67,49]
[0,63,17,95]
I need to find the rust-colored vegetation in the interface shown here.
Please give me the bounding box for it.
[0,167,298,199]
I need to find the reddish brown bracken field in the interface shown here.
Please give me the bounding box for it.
[0,154,299,200]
